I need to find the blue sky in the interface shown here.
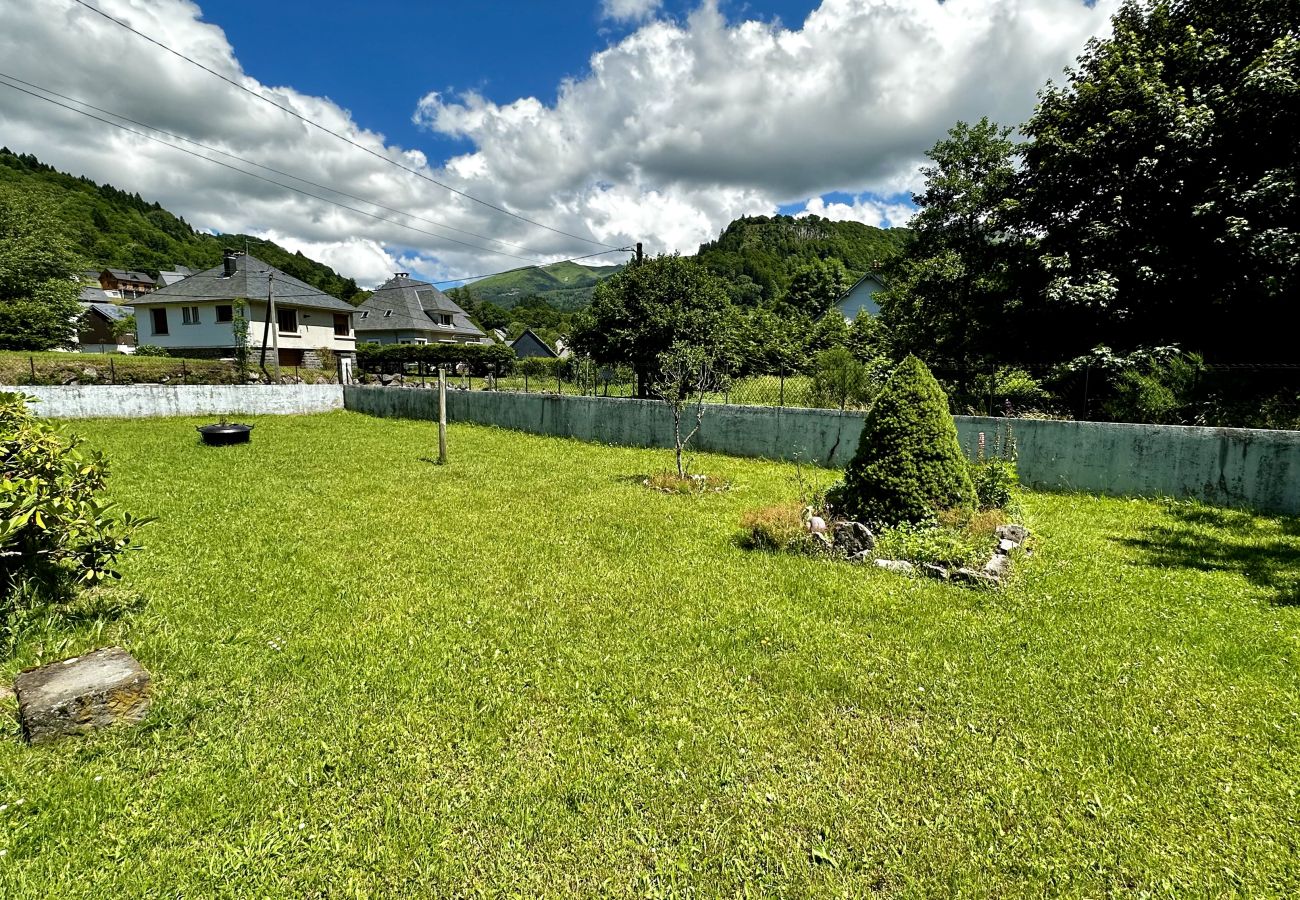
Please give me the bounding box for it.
[206,0,823,183]
[1,0,1116,286]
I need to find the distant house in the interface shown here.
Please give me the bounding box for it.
[97,268,156,299]
[834,273,886,321]
[75,286,135,354]
[354,273,486,345]
[155,266,193,287]
[132,250,356,369]
[511,328,558,359]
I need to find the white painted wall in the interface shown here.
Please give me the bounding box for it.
[134,301,355,355]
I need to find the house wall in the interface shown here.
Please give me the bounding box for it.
[355,328,477,345]
[343,387,1300,515]
[135,301,355,358]
[836,278,882,320]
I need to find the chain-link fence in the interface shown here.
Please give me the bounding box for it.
[362,353,1300,430]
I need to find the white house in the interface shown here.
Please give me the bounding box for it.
[132,251,356,369]
[833,273,886,321]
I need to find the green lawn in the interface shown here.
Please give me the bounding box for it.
[2,412,1299,896]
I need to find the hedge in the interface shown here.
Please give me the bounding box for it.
[356,342,516,376]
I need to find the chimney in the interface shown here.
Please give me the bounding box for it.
[395,272,409,279]
[223,249,239,277]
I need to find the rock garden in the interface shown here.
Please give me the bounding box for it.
[741,355,1030,586]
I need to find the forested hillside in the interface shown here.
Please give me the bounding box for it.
[0,148,365,301]
[696,214,912,303]
[460,259,625,310]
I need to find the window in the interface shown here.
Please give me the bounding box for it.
[383,309,393,318]
[215,305,233,323]
[182,306,201,325]
[333,313,351,336]
[277,307,298,333]
[440,314,453,326]
[150,307,169,335]
[360,310,369,319]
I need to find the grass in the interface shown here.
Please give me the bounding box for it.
[0,350,240,386]
[2,412,1299,896]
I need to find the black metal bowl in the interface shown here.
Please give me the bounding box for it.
[197,423,253,446]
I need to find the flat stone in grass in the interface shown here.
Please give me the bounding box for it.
[13,647,151,745]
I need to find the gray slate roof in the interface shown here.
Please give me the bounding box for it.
[156,266,194,286]
[103,268,155,283]
[355,274,484,339]
[81,301,133,322]
[141,254,356,312]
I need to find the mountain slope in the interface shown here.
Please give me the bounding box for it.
[463,260,627,311]
[696,214,912,303]
[0,148,364,301]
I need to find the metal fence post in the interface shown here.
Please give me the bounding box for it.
[30,355,37,383]
[110,357,115,384]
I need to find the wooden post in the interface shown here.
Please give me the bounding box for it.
[437,367,448,465]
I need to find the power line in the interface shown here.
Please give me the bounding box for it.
[0,71,558,260]
[68,0,621,251]
[0,75,544,265]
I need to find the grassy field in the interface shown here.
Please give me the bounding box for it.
[2,412,1298,896]
[0,350,239,386]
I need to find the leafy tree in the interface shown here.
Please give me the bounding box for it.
[0,392,151,621]
[781,258,854,318]
[0,187,84,350]
[571,254,737,397]
[474,300,510,331]
[1017,0,1299,362]
[809,347,873,411]
[830,356,974,527]
[878,118,1022,407]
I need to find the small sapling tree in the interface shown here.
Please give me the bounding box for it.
[655,342,721,479]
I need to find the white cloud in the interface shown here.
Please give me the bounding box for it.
[602,0,664,23]
[797,195,916,229]
[0,0,1116,283]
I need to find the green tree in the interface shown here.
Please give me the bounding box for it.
[781,258,854,318]
[0,187,84,350]
[878,118,1022,407]
[571,254,737,397]
[1018,0,1299,362]
[830,356,974,527]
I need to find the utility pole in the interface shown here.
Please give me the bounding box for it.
[635,242,644,265]
[267,272,281,381]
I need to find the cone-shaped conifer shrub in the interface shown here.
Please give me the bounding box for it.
[829,355,974,527]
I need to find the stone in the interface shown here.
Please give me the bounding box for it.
[848,549,873,564]
[996,524,1029,544]
[983,554,1012,578]
[921,563,950,580]
[997,538,1019,554]
[13,647,151,746]
[953,567,1000,587]
[81,366,101,381]
[875,558,915,574]
[832,520,875,556]
[810,532,834,553]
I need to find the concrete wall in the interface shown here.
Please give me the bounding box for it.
[345,386,1300,515]
[12,384,344,418]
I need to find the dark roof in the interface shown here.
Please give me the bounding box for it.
[139,254,356,312]
[102,268,155,283]
[82,301,133,322]
[511,328,558,358]
[355,274,484,339]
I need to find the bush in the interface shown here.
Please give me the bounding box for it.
[830,355,974,527]
[356,341,515,376]
[133,344,170,357]
[872,520,989,569]
[0,393,151,624]
[809,347,877,410]
[967,423,1020,511]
